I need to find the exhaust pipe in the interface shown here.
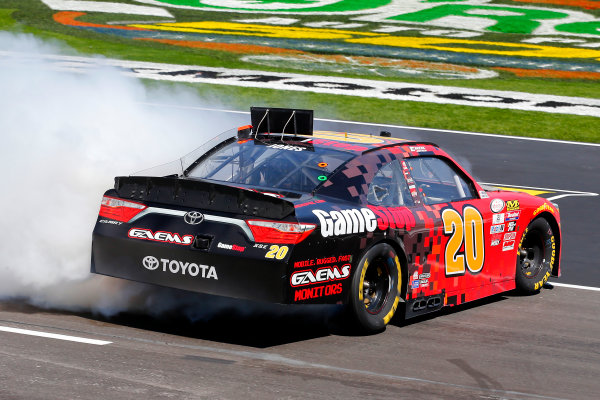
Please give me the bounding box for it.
[427,297,442,308]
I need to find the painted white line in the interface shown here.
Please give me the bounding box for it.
[137,102,600,147]
[0,326,112,345]
[480,182,599,197]
[550,282,600,292]
[546,193,598,201]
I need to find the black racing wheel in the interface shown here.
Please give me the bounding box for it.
[516,218,556,293]
[349,243,402,333]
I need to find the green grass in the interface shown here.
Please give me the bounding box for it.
[2,1,600,143]
[178,82,600,142]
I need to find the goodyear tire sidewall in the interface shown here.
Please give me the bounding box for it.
[516,218,555,293]
[350,243,402,332]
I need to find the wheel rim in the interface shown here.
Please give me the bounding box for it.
[519,230,545,279]
[362,256,391,314]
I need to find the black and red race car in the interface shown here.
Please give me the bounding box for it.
[92,107,561,332]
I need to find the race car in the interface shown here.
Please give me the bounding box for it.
[91,107,561,332]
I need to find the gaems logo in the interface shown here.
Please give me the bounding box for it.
[128,228,193,245]
[291,264,351,287]
[312,208,377,237]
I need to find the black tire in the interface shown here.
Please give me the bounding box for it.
[516,218,556,293]
[349,243,402,333]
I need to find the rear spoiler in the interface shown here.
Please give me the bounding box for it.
[114,176,296,220]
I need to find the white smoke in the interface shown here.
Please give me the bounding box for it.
[0,32,232,317]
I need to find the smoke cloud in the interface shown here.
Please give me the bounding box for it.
[0,32,234,317]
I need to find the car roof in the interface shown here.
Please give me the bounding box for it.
[260,131,438,154]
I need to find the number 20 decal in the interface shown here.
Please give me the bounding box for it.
[442,206,485,276]
[265,245,288,260]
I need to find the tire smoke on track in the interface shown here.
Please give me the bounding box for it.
[0,32,259,321]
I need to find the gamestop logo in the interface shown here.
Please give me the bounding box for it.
[312,208,377,237]
[129,228,193,245]
[291,264,351,287]
[142,256,218,280]
[217,242,245,252]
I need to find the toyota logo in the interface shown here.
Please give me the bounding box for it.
[184,211,204,225]
[142,256,159,270]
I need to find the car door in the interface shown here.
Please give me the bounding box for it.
[400,156,508,301]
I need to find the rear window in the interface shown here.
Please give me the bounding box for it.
[187,137,354,193]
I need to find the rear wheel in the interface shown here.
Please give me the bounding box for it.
[349,243,402,333]
[516,218,555,293]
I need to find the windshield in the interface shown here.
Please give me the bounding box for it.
[186,135,354,193]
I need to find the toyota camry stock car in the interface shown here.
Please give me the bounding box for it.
[92,107,561,332]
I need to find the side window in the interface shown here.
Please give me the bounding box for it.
[367,160,414,207]
[405,157,475,205]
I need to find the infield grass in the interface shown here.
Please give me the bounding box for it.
[2,1,600,143]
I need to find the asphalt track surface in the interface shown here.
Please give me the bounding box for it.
[2,107,598,400]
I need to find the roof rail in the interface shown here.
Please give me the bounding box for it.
[362,141,439,155]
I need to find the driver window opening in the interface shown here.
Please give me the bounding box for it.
[404,157,475,205]
[367,160,414,207]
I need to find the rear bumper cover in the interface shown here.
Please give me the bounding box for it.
[92,229,288,304]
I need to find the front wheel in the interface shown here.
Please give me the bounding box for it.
[349,243,402,333]
[516,218,555,293]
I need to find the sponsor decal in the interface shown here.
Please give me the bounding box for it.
[142,256,160,270]
[506,200,520,211]
[268,143,304,151]
[507,221,517,232]
[98,219,122,225]
[479,190,489,199]
[217,242,245,252]
[142,256,218,279]
[293,254,352,268]
[502,240,515,251]
[295,199,326,208]
[505,210,521,221]
[420,279,429,288]
[312,208,377,237]
[419,273,431,279]
[490,199,505,213]
[253,243,268,249]
[368,205,417,231]
[533,203,556,216]
[493,213,505,224]
[290,264,351,287]
[411,280,420,289]
[128,228,194,245]
[184,211,204,225]
[490,224,505,234]
[550,235,556,272]
[491,239,500,246]
[294,283,343,301]
[504,232,517,241]
[294,259,315,268]
[265,244,288,260]
[491,233,502,242]
[409,146,427,152]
